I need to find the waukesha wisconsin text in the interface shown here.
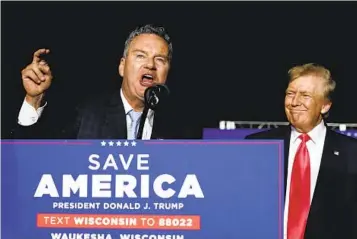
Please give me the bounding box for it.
[33,154,204,198]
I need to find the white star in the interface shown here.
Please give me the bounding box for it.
[101,141,106,146]
[116,141,121,146]
[124,141,129,146]
[108,141,114,146]
[131,141,137,146]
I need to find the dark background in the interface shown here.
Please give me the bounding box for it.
[2,1,357,138]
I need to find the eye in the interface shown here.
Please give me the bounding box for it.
[136,54,145,59]
[155,57,166,64]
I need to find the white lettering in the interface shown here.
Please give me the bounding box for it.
[51,233,112,239]
[102,154,119,170]
[178,174,204,198]
[115,175,137,197]
[153,174,176,198]
[141,175,149,198]
[34,174,59,197]
[88,154,100,170]
[87,154,150,171]
[119,154,134,170]
[92,175,111,197]
[62,174,88,197]
[137,154,149,170]
[35,174,203,199]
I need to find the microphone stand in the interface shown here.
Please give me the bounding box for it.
[136,84,169,139]
[136,105,149,140]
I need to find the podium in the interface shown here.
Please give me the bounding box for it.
[2,139,284,239]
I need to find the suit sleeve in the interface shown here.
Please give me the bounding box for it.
[9,102,82,139]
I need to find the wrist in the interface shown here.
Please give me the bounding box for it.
[25,94,45,110]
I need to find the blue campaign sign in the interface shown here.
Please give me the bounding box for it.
[1,140,284,239]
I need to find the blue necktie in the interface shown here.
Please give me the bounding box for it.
[128,110,142,139]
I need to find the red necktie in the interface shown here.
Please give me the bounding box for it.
[287,133,311,239]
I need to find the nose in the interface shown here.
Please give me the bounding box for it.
[291,94,301,106]
[144,57,156,70]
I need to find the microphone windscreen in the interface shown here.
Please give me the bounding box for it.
[144,84,170,110]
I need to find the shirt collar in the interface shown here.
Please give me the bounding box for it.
[120,88,154,120]
[120,88,133,115]
[290,120,326,144]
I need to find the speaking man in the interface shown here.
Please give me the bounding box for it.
[10,24,200,140]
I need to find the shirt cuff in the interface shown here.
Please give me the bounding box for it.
[17,98,47,126]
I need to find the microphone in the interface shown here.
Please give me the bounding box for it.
[144,84,170,110]
[136,84,170,139]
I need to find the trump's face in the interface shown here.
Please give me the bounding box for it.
[284,75,332,133]
[119,34,170,104]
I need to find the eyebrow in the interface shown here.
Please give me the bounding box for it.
[131,49,168,59]
[286,89,312,95]
[155,54,168,59]
[132,49,147,54]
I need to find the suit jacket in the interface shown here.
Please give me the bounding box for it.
[245,125,357,239]
[9,89,202,140]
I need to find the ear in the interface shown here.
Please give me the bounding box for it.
[119,57,125,77]
[321,101,332,115]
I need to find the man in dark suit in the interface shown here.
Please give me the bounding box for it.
[246,63,357,239]
[10,24,200,140]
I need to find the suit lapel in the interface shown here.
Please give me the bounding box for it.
[309,129,338,211]
[306,129,345,236]
[102,90,127,139]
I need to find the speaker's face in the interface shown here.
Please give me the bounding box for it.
[119,33,170,102]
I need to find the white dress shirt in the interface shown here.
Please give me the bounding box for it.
[17,89,154,139]
[283,120,326,239]
[120,89,154,140]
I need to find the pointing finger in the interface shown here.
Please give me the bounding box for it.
[32,48,50,64]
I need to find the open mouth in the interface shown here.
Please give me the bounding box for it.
[140,73,155,87]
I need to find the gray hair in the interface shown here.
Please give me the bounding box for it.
[123,24,173,62]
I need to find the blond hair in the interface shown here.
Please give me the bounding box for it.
[288,63,336,101]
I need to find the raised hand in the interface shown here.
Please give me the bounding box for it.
[21,48,53,108]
